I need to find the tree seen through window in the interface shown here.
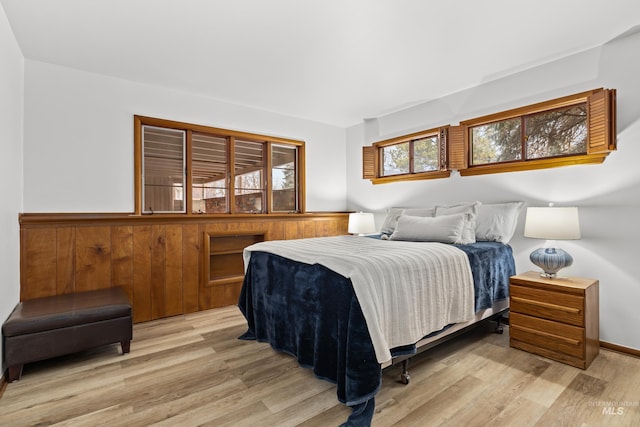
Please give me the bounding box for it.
[471,103,587,166]
[381,136,438,177]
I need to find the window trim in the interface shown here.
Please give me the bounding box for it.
[455,88,615,176]
[365,126,451,184]
[134,115,305,215]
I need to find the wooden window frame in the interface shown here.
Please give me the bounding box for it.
[363,127,451,184]
[134,115,306,215]
[140,125,187,213]
[450,88,616,176]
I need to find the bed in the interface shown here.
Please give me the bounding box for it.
[238,202,520,426]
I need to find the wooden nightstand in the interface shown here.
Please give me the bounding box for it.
[509,271,599,369]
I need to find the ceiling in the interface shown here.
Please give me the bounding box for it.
[2,0,640,127]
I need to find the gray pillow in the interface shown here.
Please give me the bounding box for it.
[434,201,480,244]
[389,213,466,243]
[380,206,435,236]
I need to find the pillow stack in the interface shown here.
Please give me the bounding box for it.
[380,201,524,244]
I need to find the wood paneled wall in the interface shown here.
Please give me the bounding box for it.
[19,213,349,323]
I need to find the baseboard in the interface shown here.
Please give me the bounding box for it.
[600,341,640,358]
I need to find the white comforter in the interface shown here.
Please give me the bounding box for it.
[243,235,475,363]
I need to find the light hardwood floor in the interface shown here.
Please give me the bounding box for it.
[1,306,639,426]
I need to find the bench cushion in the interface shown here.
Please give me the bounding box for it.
[2,287,131,337]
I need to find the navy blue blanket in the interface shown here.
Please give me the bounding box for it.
[238,241,515,426]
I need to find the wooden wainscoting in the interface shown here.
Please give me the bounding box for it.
[19,213,348,323]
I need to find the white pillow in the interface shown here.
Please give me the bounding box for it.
[389,213,466,243]
[434,201,481,244]
[380,207,435,236]
[475,202,525,243]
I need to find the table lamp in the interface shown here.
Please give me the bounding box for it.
[524,205,581,278]
[348,212,376,236]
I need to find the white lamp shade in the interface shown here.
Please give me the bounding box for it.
[524,207,581,240]
[348,212,376,235]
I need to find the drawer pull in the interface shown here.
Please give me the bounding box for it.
[511,296,581,314]
[511,325,581,346]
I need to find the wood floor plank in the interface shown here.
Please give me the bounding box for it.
[534,373,609,426]
[117,379,248,427]
[297,402,353,427]
[260,387,347,427]
[49,404,134,427]
[398,374,490,426]
[0,379,128,426]
[200,400,274,427]
[517,356,581,408]
[487,395,548,427]
[261,377,335,414]
[1,306,639,426]
[127,379,250,427]
[440,347,550,426]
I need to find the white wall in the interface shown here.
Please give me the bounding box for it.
[347,30,640,351]
[23,60,347,213]
[0,3,23,372]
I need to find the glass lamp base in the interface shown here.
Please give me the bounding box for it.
[530,247,573,278]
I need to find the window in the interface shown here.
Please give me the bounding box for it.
[363,89,615,183]
[413,136,440,172]
[135,116,305,214]
[363,127,450,184]
[469,103,588,165]
[271,144,298,212]
[382,142,410,176]
[234,139,265,213]
[191,132,228,213]
[142,126,186,213]
[470,117,522,165]
[525,104,587,159]
[448,88,616,176]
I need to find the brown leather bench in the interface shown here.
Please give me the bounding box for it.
[2,287,132,382]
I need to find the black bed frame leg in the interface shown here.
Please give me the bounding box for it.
[494,315,505,334]
[400,359,411,385]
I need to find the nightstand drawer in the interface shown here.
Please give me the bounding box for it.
[510,284,584,326]
[510,312,584,358]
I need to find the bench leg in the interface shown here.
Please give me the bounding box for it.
[7,365,23,382]
[121,340,131,354]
